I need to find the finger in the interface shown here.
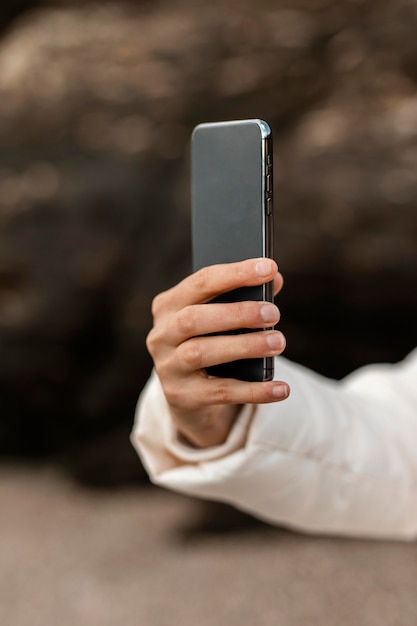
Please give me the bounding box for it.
[176,330,286,372]
[174,376,291,409]
[153,258,278,314]
[204,377,290,405]
[273,271,284,297]
[170,300,281,344]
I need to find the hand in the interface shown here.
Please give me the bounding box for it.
[146,258,289,448]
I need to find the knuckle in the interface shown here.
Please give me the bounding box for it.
[247,385,261,405]
[146,325,167,359]
[146,327,166,360]
[251,334,264,357]
[176,307,197,338]
[163,380,182,407]
[234,261,248,282]
[248,332,267,358]
[251,300,265,324]
[154,354,175,387]
[234,300,248,325]
[145,327,157,356]
[192,266,210,293]
[211,381,232,405]
[178,339,204,370]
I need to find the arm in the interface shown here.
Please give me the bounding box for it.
[131,258,417,539]
[132,350,417,540]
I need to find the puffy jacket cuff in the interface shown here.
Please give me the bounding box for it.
[131,369,255,477]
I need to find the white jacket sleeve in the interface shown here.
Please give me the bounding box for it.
[131,350,417,540]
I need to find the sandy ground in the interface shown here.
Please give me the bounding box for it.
[1,464,417,626]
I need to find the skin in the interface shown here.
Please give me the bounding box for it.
[146,258,290,448]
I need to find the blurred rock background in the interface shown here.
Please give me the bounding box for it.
[0,0,416,485]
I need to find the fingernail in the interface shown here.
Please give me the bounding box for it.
[266,332,284,350]
[272,384,290,399]
[260,304,279,323]
[256,260,273,276]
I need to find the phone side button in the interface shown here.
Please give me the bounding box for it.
[266,197,273,216]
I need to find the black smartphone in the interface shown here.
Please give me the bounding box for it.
[191,119,274,382]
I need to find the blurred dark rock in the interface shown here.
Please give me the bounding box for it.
[0,1,39,35]
[0,1,416,482]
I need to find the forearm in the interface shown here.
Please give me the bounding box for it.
[132,352,417,540]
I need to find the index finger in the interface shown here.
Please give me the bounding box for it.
[157,258,278,313]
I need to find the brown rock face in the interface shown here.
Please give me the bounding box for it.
[0,1,416,480]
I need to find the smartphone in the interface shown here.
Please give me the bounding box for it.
[191,119,274,382]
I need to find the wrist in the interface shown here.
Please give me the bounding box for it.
[171,404,241,449]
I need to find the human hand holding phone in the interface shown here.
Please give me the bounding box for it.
[146,259,289,448]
